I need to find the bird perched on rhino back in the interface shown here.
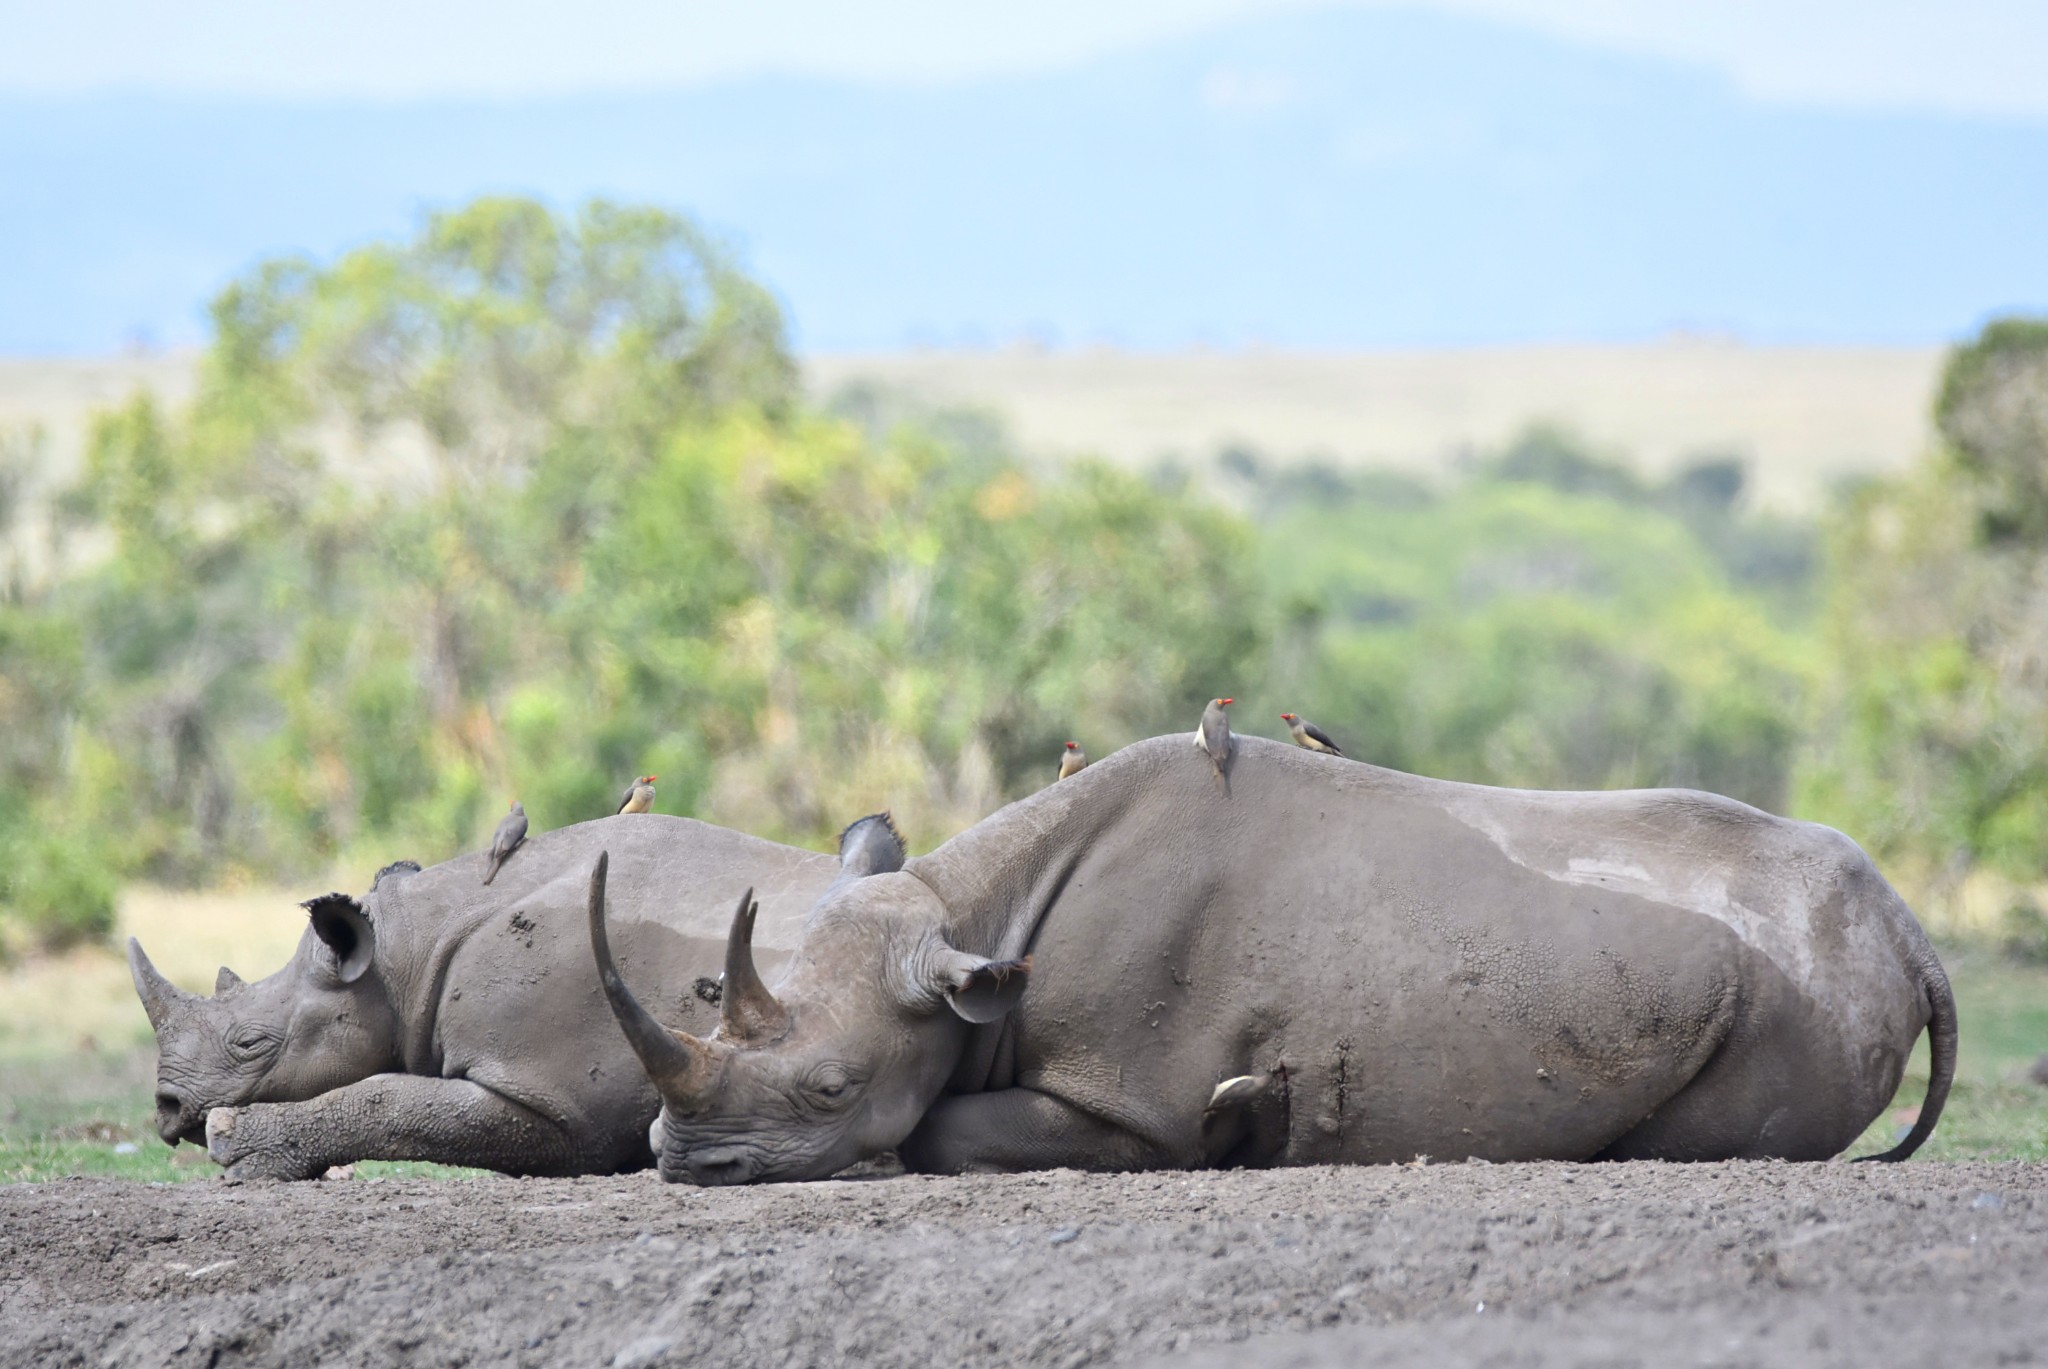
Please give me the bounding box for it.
[1057,741,1087,781]
[1196,698,1233,789]
[481,801,528,885]
[616,775,657,816]
[1280,713,1345,757]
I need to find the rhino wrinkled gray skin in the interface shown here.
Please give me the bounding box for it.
[130,814,902,1179]
[595,735,1955,1185]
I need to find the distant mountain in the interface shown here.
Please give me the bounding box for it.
[3,7,2045,354]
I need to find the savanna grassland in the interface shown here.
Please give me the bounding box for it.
[1,198,2046,1185]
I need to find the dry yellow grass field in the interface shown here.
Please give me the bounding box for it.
[0,885,305,1060]
[4,341,1941,514]
[0,350,199,476]
[810,340,1944,510]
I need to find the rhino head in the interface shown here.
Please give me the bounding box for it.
[589,818,1025,1186]
[128,879,406,1147]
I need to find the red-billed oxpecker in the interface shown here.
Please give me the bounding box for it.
[1196,698,1233,789]
[1057,741,1088,781]
[1280,713,1345,757]
[482,801,528,885]
[617,775,657,816]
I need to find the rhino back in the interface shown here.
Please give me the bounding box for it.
[384,813,835,948]
[921,735,1929,1164]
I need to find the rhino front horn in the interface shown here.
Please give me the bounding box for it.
[720,887,790,1044]
[127,938,194,1033]
[585,852,719,1104]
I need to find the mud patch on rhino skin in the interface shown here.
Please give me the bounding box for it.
[692,977,723,1007]
[507,909,538,949]
[1333,1040,1350,1143]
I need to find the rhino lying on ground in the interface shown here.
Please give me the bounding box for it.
[130,813,904,1179]
[594,734,1956,1184]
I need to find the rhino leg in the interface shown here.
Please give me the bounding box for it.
[204,1074,579,1180]
[900,1088,1177,1174]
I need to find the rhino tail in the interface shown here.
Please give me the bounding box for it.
[1860,959,1957,1162]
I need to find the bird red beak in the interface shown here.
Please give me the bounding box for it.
[1221,698,1234,707]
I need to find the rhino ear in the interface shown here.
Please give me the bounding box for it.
[214,966,244,995]
[916,944,1030,1024]
[371,859,421,893]
[302,893,375,984]
[835,812,906,878]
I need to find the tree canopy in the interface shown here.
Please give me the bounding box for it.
[1,198,2042,953]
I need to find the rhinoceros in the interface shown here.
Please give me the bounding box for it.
[592,734,1956,1185]
[129,812,904,1179]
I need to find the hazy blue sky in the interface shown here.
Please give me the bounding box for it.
[3,3,2044,353]
[6,0,2047,119]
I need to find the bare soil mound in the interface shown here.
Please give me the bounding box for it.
[2,1160,2040,1368]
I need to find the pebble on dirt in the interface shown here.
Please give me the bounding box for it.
[612,1334,676,1369]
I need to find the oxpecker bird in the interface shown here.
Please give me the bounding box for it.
[1280,713,1345,757]
[1057,741,1088,781]
[1195,698,1233,787]
[617,775,657,815]
[482,802,528,886]
[1201,1067,1288,1167]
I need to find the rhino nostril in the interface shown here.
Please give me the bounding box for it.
[154,1091,193,1145]
[685,1148,754,1186]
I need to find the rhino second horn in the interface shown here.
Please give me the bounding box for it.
[720,887,791,1044]
[215,965,244,995]
[585,852,718,1104]
[127,938,195,1033]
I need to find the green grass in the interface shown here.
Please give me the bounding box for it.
[0,1048,487,1184]
[4,943,2042,1184]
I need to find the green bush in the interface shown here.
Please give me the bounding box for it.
[1249,456,1811,812]
[0,194,1269,898]
[1999,898,2048,966]
[4,204,2042,951]
[0,827,118,954]
[1797,318,2048,886]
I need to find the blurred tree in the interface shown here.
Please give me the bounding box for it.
[1800,318,2048,891]
[1258,465,1810,813]
[1481,424,1645,503]
[0,195,1267,950]
[575,414,1261,843]
[19,202,2034,955]
[0,426,117,951]
[1936,317,2048,546]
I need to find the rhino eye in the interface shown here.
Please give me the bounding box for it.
[803,1063,859,1107]
[228,1029,277,1061]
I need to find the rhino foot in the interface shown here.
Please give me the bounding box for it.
[205,1106,327,1181]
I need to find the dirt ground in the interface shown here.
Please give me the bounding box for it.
[3,1159,2041,1368]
